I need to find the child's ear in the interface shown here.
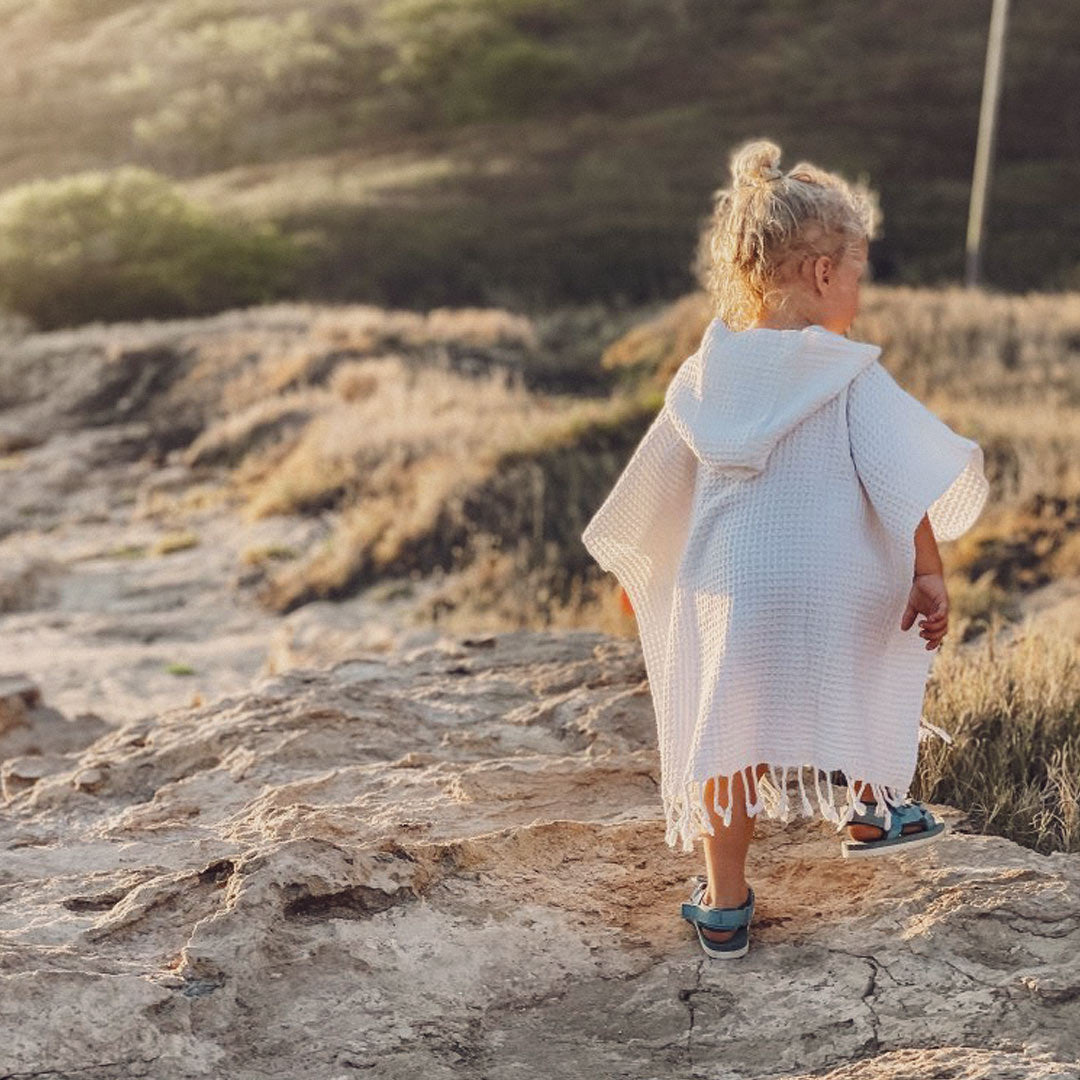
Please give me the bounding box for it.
[813,254,831,290]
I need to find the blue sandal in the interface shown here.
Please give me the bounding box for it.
[840,799,947,858]
[680,880,755,959]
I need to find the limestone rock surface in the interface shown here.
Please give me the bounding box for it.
[1,630,1078,1079]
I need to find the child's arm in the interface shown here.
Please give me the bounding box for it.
[902,512,948,649]
[913,513,943,576]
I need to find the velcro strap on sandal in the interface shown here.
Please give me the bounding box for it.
[693,904,753,931]
[852,800,931,840]
[680,886,754,930]
[884,801,931,839]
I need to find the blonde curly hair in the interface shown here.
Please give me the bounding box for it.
[692,138,883,331]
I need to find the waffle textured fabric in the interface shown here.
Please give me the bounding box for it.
[581,318,990,852]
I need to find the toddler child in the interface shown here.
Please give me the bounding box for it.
[581,137,990,959]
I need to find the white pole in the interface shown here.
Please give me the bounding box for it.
[965,0,1010,288]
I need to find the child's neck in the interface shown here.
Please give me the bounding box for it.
[751,314,817,330]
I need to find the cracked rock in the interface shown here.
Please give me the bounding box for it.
[1,631,1078,1078]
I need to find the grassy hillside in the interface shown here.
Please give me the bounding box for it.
[0,0,1076,321]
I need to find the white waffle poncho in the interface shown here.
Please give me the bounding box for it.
[581,317,989,852]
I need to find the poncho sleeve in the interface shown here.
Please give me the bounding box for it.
[846,359,989,550]
[580,408,697,622]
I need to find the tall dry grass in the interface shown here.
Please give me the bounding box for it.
[230,353,626,612]
[915,616,1080,854]
[185,285,1080,645]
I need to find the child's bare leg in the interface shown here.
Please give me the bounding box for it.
[697,765,768,943]
[847,778,927,841]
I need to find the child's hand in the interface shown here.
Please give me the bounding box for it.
[900,571,949,650]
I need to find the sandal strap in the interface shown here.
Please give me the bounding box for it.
[683,903,753,931]
[851,800,935,841]
[681,885,754,930]
[893,801,935,831]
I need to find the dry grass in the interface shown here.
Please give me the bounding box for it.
[239,356,569,516]
[251,305,539,395]
[854,284,1080,407]
[182,389,328,468]
[240,544,299,566]
[609,283,1080,403]
[224,286,1079,647]
[915,616,1080,854]
[239,353,620,611]
[599,293,712,385]
[947,495,1080,600]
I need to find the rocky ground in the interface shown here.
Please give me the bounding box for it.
[0,415,453,730]
[1,631,1077,1079]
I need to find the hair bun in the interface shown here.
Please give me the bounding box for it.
[731,138,784,188]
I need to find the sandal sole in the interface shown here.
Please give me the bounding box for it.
[841,819,948,858]
[695,924,750,958]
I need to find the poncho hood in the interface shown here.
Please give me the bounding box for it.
[663,318,882,475]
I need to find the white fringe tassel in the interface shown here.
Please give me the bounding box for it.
[661,762,911,854]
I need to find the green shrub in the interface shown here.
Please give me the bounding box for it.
[0,165,306,329]
[377,0,584,125]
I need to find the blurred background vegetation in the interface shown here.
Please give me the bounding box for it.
[0,0,1076,329]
